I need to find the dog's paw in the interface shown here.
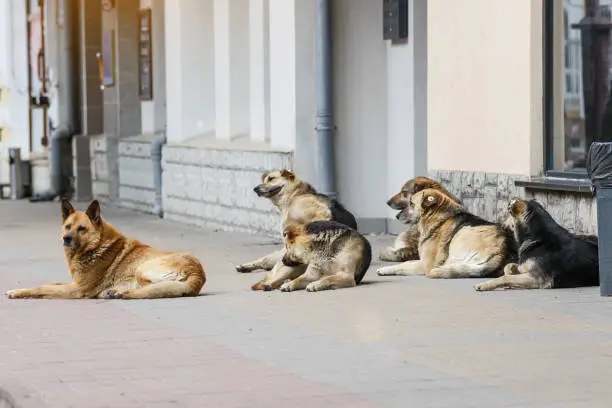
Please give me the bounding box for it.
[6,290,20,299]
[279,281,294,292]
[306,282,321,292]
[376,268,395,276]
[473,283,487,292]
[101,289,125,299]
[251,281,273,291]
[235,264,254,273]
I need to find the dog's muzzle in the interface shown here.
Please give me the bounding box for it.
[387,198,405,211]
[253,185,263,196]
[282,254,302,267]
[63,234,74,247]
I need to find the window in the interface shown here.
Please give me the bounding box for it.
[544,0,612,176]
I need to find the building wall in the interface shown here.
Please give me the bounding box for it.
[141,0,167,135]
[333,0,388,225]
[160,0,297,233]
[330,0,427,232]
[92,0,143,205]
[162,144,292,236]
[165,0,215,143]
[428,0,543,176]
[113,0,168,213]
[0,0,10,184]
[116,0,429,235]
[0,0,30,185]
[427,0,595,235]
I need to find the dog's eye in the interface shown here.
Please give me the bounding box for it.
[65,224,71,230]
[268,176,275,182]
[77,226,87,233]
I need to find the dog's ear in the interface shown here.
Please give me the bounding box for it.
[283,226,298,243]
[417,180,439,194]
[421,192,438,209]
[60,198,75,221]
[280,169,296,181]
[85,200,102,225]
[508,197,526,217]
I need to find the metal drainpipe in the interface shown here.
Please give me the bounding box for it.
[314,0,337,199]
[30,0,79,202]
[151,132,167,218]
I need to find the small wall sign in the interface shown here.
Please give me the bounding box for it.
[138,8,153,100]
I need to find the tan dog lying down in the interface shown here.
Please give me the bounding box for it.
[376,189,516,279]
[6,199,206,300]
[381,176,462,262]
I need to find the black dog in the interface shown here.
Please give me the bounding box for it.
[474,198,599,291]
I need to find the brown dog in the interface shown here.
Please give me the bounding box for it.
[380,176,462,262]
[376,188,515,279]
[235,169,358,291]
[279,220,372,292]
[5,199,206,300]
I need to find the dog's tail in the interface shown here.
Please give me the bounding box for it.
[173,256,206,295]
[355,237,373,285]
[185,262,207,294]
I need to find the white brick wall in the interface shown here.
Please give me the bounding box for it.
[118,138,156,214]
[162,144,292,236]
[90,135,110,202]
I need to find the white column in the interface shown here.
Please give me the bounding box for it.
[164,0,183,142]
[385,0,427,224]
[269,0,316,183]
[268,0,296,149]
[165,0,215,143]
[249,0,270,142]
[214,0,249,140]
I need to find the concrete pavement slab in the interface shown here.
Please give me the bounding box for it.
[1,200,612,407]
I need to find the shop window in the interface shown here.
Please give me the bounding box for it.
[544,0,612,176]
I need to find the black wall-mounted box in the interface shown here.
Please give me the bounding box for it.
[383,0,408,41]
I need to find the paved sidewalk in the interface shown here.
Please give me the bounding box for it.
[1,200,612,407]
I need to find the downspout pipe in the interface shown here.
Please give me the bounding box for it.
[314,0,337,200]
[151,132,167,218]
[30,0,79,202]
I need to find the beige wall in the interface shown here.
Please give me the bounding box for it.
[428,0,543,176]
[331,0,427,224]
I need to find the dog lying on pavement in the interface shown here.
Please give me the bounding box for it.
[234,169,358,291]
[381,176,462,262]
[5,199,206,300]
[474,198,599,291]
[279,220,372,292]
[377,188,516,279]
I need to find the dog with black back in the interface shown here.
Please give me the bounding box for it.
[474,198,599,291]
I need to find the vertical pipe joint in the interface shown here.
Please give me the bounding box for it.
[315,0,337,200]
